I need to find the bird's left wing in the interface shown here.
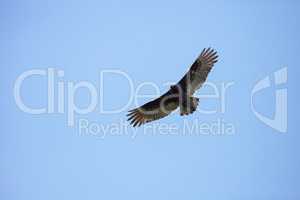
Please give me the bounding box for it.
[127,90,179,127]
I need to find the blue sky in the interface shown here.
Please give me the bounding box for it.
[1,0,299,200]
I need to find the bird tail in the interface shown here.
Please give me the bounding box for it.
[180,96,199,116]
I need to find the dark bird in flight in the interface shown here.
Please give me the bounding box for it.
[127,48,218,127]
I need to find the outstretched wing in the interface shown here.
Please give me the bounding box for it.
[127,90,179,127]
[178,48,218,96]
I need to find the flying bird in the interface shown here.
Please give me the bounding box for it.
[127,48,218,127]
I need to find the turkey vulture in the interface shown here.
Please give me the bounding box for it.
[127,48,218,127]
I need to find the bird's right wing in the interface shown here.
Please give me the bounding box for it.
[177,48,218,96]
[127,91,179,127]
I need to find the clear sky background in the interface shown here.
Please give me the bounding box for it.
[1,0,299,200]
